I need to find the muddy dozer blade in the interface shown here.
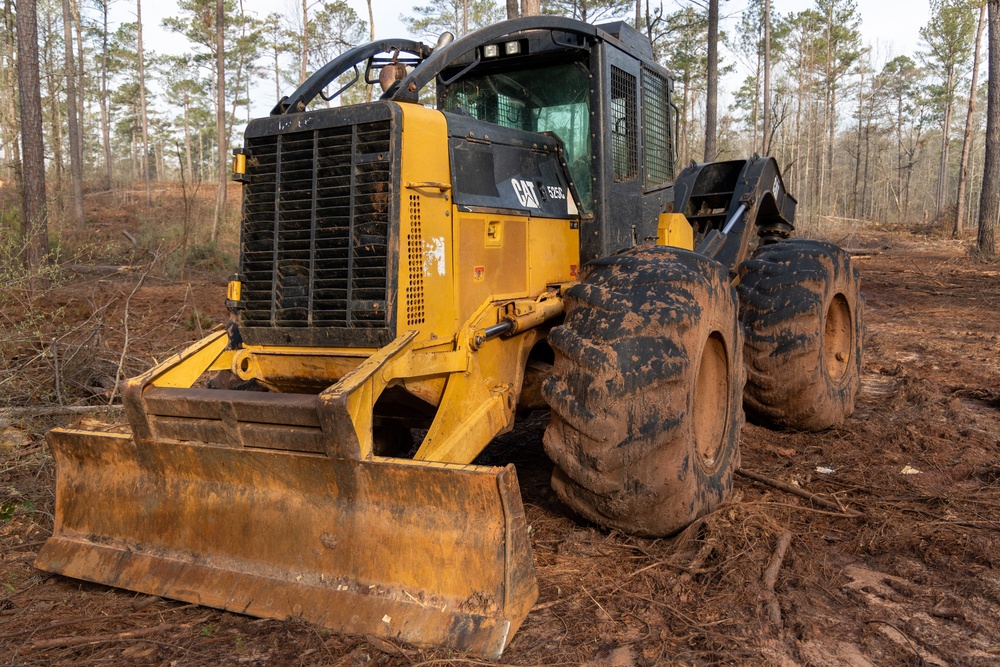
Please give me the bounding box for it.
[36,429,537,657]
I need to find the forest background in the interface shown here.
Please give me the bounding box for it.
[2,0,998,407]
[4,0,996,257]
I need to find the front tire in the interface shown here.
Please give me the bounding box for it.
[542,246,744,537]
[737,239,863,430]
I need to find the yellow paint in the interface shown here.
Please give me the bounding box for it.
[227,280,241,302]
[397,104,457,339]
[38,429,537,656]
[657,212,694,250]
[145,331,230,388]
[111,103,580,468]
[232,152,246,175]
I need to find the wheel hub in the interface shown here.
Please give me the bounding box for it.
[693,333,729,471]
[824,294,853,384]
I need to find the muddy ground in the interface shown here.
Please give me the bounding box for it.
[2,194,1000,666]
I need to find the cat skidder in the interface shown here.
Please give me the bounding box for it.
[37,16,862,657]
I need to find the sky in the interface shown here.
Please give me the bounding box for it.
[121,0,933,124]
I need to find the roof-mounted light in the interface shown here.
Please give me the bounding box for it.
[483,44,499,58]
[505,41,521,56]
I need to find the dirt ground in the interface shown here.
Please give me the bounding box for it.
[2,196,1000,666]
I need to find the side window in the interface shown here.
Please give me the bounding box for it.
[610,66,638,183]
[642,67,674,189]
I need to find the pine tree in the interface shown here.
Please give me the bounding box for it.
[977,0,1000,255]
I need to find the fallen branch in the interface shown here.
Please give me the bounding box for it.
[1,404,124,418]
[64,264,135,275]
[29,622,184,650]
[737,469,864,517]
[365,634,419,659]
[761,531,792,628]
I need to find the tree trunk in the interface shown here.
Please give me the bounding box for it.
[705,0,719,161]
[751,52,760,153]
[978,0,1000,256]
[62,0,84,230]
[896,97,904,222]
[937,67,955,216]
[300,0,308,84]
[213,0,227,243]
[861,78,876,219]
[72,0,85,158]
[100,0,113,190]
[793,48,804,198]
[2,0,21,187]
[852,70,864,219]
[506,0,518,19]
[521,0,540,16]
[762,0,771,155]
[956,2,987,236]
[183,97,194,184]
[137,0,152,207]
[16,0,49,290]
[681,69,691,166]
[365,0,374,102]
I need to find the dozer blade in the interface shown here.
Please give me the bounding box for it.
[36,429,537,657]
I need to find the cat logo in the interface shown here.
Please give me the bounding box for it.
[473,266,486,282]
[511,178,540,209]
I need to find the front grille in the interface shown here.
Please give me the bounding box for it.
[239,109,397,346]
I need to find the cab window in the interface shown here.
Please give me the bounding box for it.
[440,61,592,213]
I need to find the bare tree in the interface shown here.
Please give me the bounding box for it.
[213,0,227,243]
[137,0,152,207]
[705,0,719,161]
[0,0,21,185]
[762,0,771,155]
[301,0,309,83]
[956,1,986,236]
[922,0,977,217]
[504,0,539,18]
[96,0,114,190]
[16,0,50,289]
[978,0,1000,256]
[62,0,84,229]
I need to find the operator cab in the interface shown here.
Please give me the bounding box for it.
[430,21,678,260]
[270,18,680,261]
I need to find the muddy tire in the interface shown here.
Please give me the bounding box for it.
[541,246,744,537]
[737,239,863,431]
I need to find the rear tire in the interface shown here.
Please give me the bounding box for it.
[542,246,743,537]
[737,239,863,430]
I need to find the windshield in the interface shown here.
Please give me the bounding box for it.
[440,61,592,213]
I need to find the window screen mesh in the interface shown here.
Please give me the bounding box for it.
[611,66,638,183]
[642,67,673,188]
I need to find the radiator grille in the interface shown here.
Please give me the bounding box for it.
[406,194,425,326]
[240,119,394,342]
